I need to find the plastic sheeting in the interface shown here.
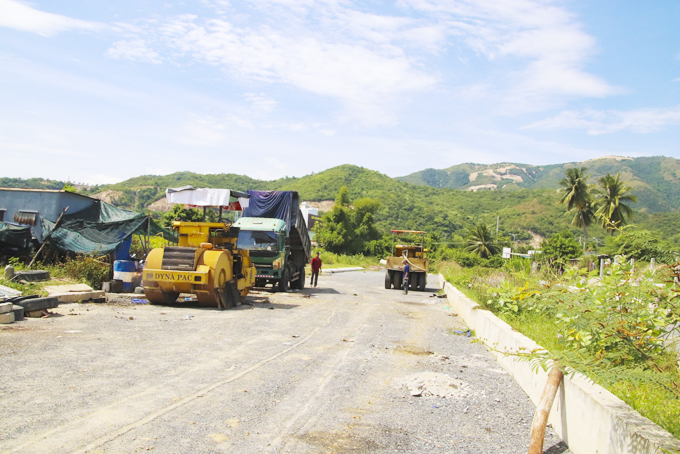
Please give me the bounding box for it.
[0,222,32,249]
[243,191,294,232]
[41,202,175,255]
[166,186,250,209]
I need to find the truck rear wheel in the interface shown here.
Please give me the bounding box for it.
[384,271,392,289]
[296,268,305,289]
[392,272,402,290]
[418,273,427,291]
[278,268,289,292]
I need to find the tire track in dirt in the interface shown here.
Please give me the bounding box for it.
[5,309,337,454]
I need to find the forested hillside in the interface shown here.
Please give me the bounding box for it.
[85,165,583,241]
[5,160,680,244]
[0,177,66,190]
[398,156,680,213]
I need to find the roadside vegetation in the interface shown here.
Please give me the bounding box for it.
[435,167,679,438]
[1,254,110,294]
[441,259,680,438]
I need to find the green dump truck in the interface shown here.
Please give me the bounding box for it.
[233,191,311,292]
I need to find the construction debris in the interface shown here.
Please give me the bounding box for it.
[44,284,104,303]
[403,372,472,398]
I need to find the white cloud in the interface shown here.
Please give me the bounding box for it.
[0,0,102,36]
[244,93,277,113]
[153,15,435,125]
[524,106,680,135]
[106,39,161,64]
[401,0,616,110]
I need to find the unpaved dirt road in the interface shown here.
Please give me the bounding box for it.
[1,271,568,454]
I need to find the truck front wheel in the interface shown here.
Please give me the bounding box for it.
[384,271,392,289]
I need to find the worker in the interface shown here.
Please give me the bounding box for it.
[402,259,410,295]
[310,252,322,287]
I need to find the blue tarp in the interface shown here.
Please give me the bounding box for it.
[243,191,294,233]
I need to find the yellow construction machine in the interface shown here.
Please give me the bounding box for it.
[142,187,256,309]
[384,230,429,291]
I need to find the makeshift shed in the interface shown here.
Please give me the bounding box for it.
[41,202,174,255]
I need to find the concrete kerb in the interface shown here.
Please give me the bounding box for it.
[439,273,680,454]
[321,267,364,274]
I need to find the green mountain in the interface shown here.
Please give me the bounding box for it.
[6,159,680,245]
[77,165,576,242]
[397,156,680,213]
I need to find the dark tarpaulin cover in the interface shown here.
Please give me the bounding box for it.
[243,191,294,232]
[0,222,32,249]
[41,201,176,255]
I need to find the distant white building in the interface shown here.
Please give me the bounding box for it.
[299,202,319,229]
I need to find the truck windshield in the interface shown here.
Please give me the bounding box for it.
[237,230,279,251]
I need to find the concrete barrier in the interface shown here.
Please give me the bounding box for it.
[439,273,680,454]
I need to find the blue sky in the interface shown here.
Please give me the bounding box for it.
[0,0,678,185]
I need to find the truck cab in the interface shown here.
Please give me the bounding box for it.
[234,190,311,292]
[234,217,288,286]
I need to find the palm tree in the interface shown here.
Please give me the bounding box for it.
[558,167,594,247]
[593,173,637,234]
[466,223,499,259]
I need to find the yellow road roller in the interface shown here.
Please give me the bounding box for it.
[142,187,256,309]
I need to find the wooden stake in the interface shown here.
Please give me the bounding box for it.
[28,206,69,269]
[528,364,564,454]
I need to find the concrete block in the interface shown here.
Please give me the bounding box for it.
[44,284,93,294]
[0,302,12,314]
[49,291,105,303]
[0,312,15,324]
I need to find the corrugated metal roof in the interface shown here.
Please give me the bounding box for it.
[0,187,97,201]
[14,210,38,226]
[0,284,21,300]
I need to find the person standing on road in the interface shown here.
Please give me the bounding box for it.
[310,252,322,287]
[402,259,410,295]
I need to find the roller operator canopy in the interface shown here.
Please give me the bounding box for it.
[166,186,250,210]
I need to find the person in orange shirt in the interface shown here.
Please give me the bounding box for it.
[310,252,322,287]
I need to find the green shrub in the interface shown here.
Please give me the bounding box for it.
[61,255,110,290]
[541,229,582,261]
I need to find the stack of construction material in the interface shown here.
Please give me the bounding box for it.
[0,302,14,324]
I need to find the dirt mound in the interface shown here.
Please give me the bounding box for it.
[301,200,334,212]
[92,190,122,204]
[147,198,173,212]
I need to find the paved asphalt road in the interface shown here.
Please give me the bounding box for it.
[1,270,568,454]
